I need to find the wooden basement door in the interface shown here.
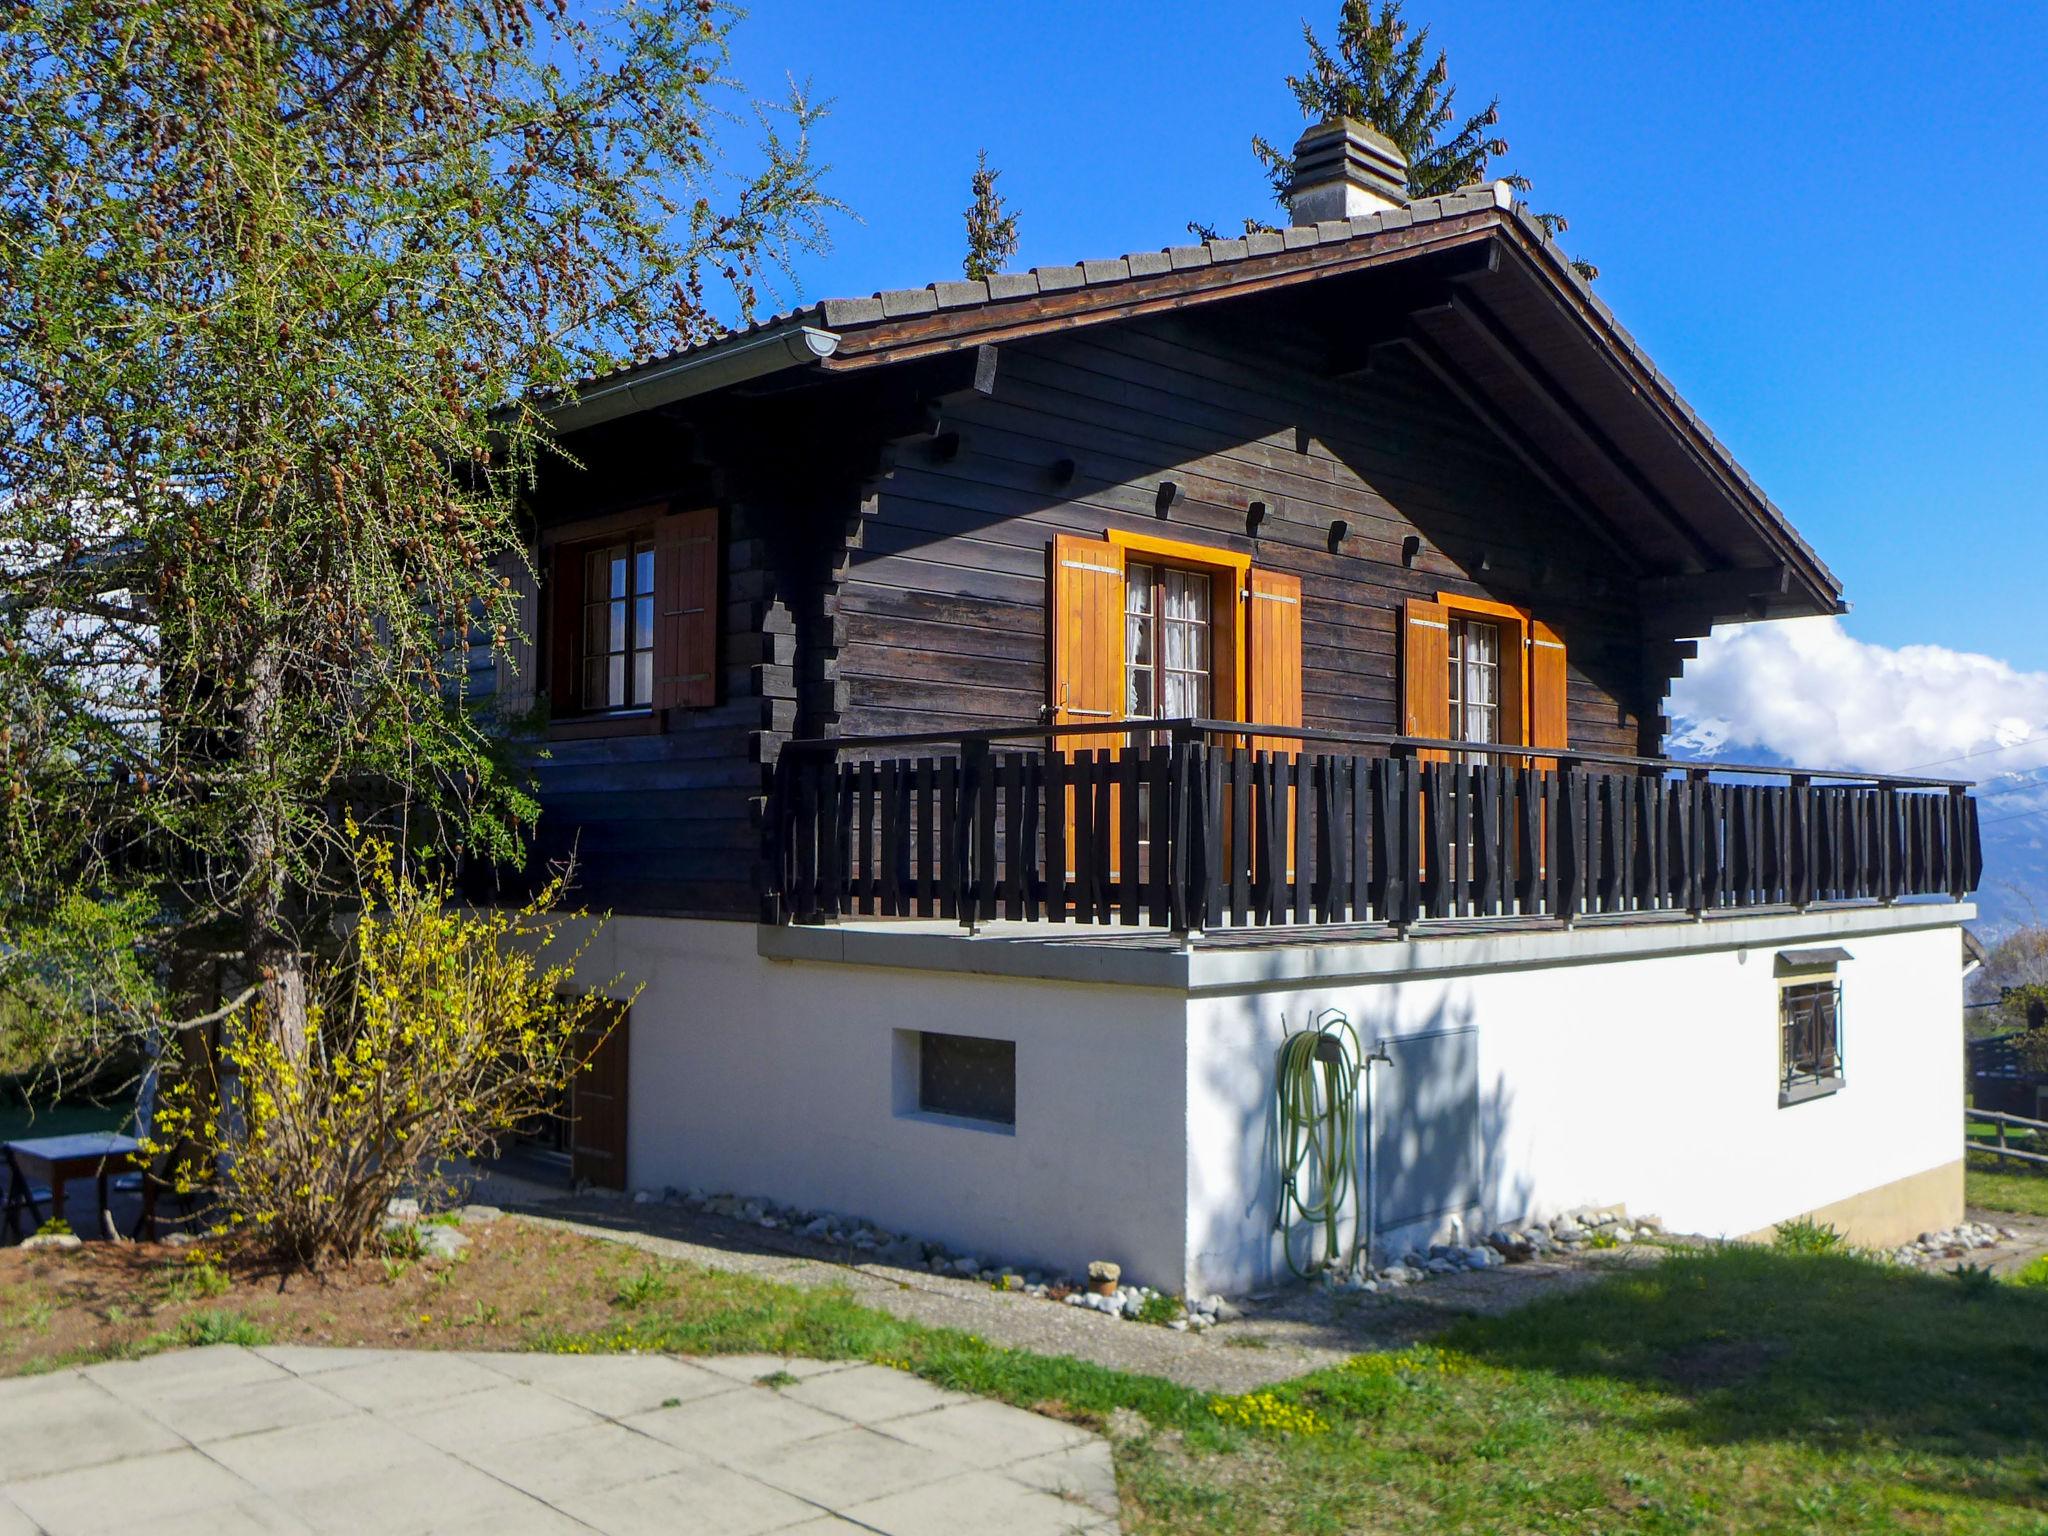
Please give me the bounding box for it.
[570,1001,630,1190]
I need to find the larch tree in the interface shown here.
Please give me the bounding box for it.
[0,0,836,1072]
[962,148,1020,282]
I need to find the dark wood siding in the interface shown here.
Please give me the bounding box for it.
[832,313,1651,753]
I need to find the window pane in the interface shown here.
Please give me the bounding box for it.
[632,650,653,705]
[918,1032,1015,1125]
[634,544,655,596]
[608,597,626,654]
[1127,663,1152,718]
[1126,564,1155,614]
[585,549,606,596]
[634,595,654,650]
[585,602,608,656]
[582,656,607,710]
[607,654,624,707]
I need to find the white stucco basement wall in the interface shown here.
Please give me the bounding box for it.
[568,916,1193,1287]
[1185,919,1964,1292]
[553,907,1964,1299]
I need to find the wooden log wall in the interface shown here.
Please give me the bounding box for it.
[831,312,1655,755]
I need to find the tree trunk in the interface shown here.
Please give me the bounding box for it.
[239,586,309,1061]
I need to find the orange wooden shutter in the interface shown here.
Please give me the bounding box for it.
[1528,618,1569,770]
[1402,597,1451,763]
[547,541,585,716]
[1050,533,1126,740]
[654,507,718,709]
[1248,568,1303,757]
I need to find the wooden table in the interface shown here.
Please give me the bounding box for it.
[3,1132,155,1241]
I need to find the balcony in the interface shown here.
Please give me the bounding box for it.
[765,721,1981,939]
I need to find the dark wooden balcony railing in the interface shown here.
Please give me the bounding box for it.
[765,720,1982,935]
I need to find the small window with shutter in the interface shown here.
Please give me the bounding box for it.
[1402,593,1565,765]
[548,504,719,723]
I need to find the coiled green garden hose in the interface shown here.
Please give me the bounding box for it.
[1273,1008,1365,1279]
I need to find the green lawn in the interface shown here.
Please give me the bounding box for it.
[531,1242,2048,1534]
[1968,1147,2048,1219]
[10,1216,2048,1532]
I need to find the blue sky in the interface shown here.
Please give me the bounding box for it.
[723,0,2048,672]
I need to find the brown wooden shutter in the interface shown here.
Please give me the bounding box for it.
[491,550,539,719]
[1248,568,1303,757]
[655,507,718,709]
[1050,533,1126,736]
[570,1001,629,1191]
[547,541,585,716]
[1402,597,1451,763]
[1528,618,1569,769]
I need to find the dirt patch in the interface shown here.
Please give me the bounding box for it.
[0,1217,641,1375]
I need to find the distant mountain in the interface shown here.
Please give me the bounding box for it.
[1665,715,2044,938]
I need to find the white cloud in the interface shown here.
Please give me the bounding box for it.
[1667,617,2048,782]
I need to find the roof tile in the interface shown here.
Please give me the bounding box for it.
[1346,213,1386,237]
[1126,250,1172,278]
[879,287,939,318]
[819,295,885,327]
[1207,237,1250,263]
[1167,245,1213,271]
[1246,231,1285,257]
[1314,219,1352,242]
[986,271,1041,300]
[1281,225,1320,250]
[932,279,990,309]
[1081,258,1131,284]
[1036,264,1086,292]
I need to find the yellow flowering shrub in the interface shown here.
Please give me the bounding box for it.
[143,823,632,1269]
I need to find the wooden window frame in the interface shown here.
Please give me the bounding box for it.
[1436,591,1530,750]
[1107,529,1250,723]
[1778,962,1846,1106]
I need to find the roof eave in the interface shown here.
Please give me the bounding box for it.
[542,323,841,434]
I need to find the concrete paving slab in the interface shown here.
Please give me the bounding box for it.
[283,1453,562,1536]
[777,1521,884,1534]
[728,1425,965,1509]
[6,1446,258,1536]
[130,1375,359,1444]
[470,1349,741,1415]
[313,1350,510,1411]
[0,1347,1120,1534]
[1005,1441,1121,1516]
[842,1468,1115,1536]
[251,1344,418,1375]
[462,1419,698,1503]
[385,1381,604,1454]
[779,1363,973,1423]
[693,1353,862,1384]
[620,1385,848,1461]
[85,1345,287,1400]
[553,1461,824,1536]
[144,1501,316,1535]
[0,1379,185,1482]
[882,1396,1096,1468]
[203,1413,432,1494]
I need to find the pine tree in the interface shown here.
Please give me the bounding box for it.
[1208,1,1595,279]
[963,149,1021,282]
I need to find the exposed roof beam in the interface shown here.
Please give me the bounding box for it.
[1439,291,1724,571]
[1466,240,1839,609]
[1372,322,1644,575]
[1639,564,1791,615]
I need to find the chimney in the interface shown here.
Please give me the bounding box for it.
[1286,117,1408,225]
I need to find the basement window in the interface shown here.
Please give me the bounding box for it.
[916,1032,1016,1127]
[1778,948,1849,1107]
